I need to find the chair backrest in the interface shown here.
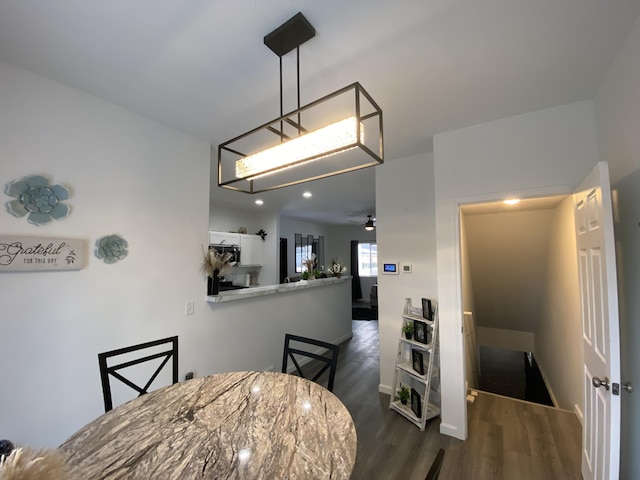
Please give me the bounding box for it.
[98,336,178,412]
[424,448,446,480]
[281,334,339,392]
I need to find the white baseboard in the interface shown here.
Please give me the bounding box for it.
[532,352,559,408]
[378,384,392,395]
[334,332,354,344]
[440,422,465,440]
[574,404,584,425]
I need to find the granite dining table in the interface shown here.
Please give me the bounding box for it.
[59,371,357,479]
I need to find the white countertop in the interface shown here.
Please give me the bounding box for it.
[207,276,351,303]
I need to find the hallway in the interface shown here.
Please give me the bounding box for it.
[334,320,582,479]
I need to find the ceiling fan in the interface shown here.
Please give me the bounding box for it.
[347,214,376,230]
[364,215,376,231]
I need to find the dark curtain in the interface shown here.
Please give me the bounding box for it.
[279,238,288,283]
[350,240,362,301]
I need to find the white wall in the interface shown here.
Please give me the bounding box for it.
[209,200,277,237]
[459,215,479,389]
[279,217,332,279]
[326,224,377,302]
[0,60,209,447]
[209,201,278,285]
[595,15,640,479]
[475,327,535,353]
[464,210,553,334]
[203,281,353,374]
[434,99,599,439]
[375,153,437,394]
[0,60,352,450]
[535,196,582,413]
[459,215,475,315]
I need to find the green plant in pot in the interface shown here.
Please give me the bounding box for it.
[402,322,413,339]
[398,385,410,405]
[301,271,310,280]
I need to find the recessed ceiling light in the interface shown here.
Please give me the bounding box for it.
[303,192,312,198]
[255,199,264,205]
[504,199,520,205]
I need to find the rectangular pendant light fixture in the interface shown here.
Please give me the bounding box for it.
[235,116,360,179]
[217,13,383,194]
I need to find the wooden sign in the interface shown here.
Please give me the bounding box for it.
[0,235,87,271]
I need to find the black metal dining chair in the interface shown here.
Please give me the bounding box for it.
[424,448,446,480]
[281,334,339,392]
[98,336,178,412]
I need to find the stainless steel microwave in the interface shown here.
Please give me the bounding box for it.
[209,244,241,265]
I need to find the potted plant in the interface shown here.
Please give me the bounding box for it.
[402,322,413,339]
[398,385,410,405]
[327,258,347,278]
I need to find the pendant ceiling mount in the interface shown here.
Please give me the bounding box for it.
[263,12,315,57]
[217,12,384,194]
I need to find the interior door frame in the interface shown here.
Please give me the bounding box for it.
[447,184,581,438]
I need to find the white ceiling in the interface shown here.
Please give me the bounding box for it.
[461,195,568,216]
[0,0,637,225]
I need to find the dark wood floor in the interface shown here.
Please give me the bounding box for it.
[330,320,582,480]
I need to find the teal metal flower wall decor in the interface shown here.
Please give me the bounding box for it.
[95,235,129,264]
[5,175,70,226]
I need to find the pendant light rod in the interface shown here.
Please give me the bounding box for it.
[297,46,301,134]
[217,12,384,194]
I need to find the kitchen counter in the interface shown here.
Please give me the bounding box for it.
[207,276,351,303]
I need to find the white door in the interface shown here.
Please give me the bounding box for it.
[574,161,621,480]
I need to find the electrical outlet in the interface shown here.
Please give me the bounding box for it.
[185,301,195,316]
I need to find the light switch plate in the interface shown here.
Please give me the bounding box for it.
[185,301,195,316]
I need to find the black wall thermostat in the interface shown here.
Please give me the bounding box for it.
[382,262,399,275]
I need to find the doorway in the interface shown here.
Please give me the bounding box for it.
[459,194,582,411]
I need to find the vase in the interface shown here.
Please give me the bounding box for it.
[210,270,220,295]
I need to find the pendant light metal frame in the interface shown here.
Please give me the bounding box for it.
[217,12,384,194]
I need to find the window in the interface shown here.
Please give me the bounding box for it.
[358,243,377,277]
[294,234,324,273]
[295,244,313,272]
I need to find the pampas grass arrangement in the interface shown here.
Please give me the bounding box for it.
[0,447,69,480]
[201,245,234,278]
[302,253,316,275]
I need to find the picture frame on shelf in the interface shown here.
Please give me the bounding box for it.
[421,298,433,321]
[411,348,425,375]
[413,319,429,344]
[411,388,422,418]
